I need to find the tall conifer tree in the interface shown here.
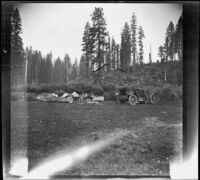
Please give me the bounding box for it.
[130,12,137,72]
[11,8,24,85]
[138,26,145,64]
[90,7,108,79]
[120,22,131,72]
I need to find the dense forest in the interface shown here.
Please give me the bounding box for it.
[10,7,182,87]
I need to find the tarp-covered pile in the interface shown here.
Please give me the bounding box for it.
[36,93,73,103]
[36,91,104,104]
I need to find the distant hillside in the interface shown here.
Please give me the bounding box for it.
[91,60,182,88]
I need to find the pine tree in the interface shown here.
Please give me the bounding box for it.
[11,8,25,85]
[78,55,87,79]
[130,12,137,72]
[70,59,79,81]
[39,57,47,83]
[138,26,145,64]
[37,51,43,84]
[26,47,45,84]
[164,36,169,62]
[111,37,116,69]
[82,22,95,79]
[33,50,38,84]
[53,57,62,83]
[158,45,167,81]
[174,16,183,61]
[64,53,72,83]
[158,46,165,61]
[120,22,131,72]
[61,60,66,83]
[25,46,33,84]
[45,52,53,84]
[105,35,111,71]
[116,44,120,69]
[165,21,175,61]
[90,7,108,76]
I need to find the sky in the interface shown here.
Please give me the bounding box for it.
[17,3,182,63]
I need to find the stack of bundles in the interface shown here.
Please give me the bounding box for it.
[72,91,80,100]
[93,96,104,102]
[36,93,73,103]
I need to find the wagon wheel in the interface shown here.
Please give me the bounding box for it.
[129,95,137,106]
[67,95,73,104]
[151,94,160,104]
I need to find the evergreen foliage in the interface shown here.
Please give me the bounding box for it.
[130,12,137,71]
[120,22,131,72]
[11,8,25,85]
[14,7,182,91]
[138,26,145,64]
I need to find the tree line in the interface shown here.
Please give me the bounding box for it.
[10,7,25,85]
[81,8,183,84]
[81,8,146,79]
[158,16,183,62]
[10,6,183,86]
[25,47,79,84]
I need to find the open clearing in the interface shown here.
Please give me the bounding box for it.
[11,101,182,176]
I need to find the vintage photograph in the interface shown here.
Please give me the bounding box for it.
[5,2,185,178]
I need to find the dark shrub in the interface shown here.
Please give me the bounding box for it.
[92,85,104,96]
[26,82,105,96]
[104,91,116,101]
[102,83,116,92]
[160,84,182,103]
[67,81,103,95]
[27,85,43,93]
[55,89,65,97]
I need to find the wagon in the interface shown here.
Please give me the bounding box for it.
[115,86,160,105]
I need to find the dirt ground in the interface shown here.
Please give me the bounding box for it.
[11,100,182,176]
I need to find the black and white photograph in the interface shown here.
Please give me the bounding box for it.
[2,2,198,180]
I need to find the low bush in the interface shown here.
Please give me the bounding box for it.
[159,84,182,103]
[104,91,116,101]
[131,83,182,104]
[102,83,116,92]
[27,85,39,93]
[66,81,104,95]
[26,82,104,96]
[92,85,104,96]
[54,89,65,97]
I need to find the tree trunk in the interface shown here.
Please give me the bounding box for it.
[24,59,28,85]
[86,53,89,79]
[35,65,38,84]
[132,51,136,73]
[61,66,62,83]
[66,62,69,83]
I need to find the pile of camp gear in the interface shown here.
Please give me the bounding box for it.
[36,92,74,103]
[36,91,104,104]
[79,93,104,104]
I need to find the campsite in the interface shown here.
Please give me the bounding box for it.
[5,3,184,177]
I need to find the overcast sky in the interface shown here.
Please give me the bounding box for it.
[17,3,182,63]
